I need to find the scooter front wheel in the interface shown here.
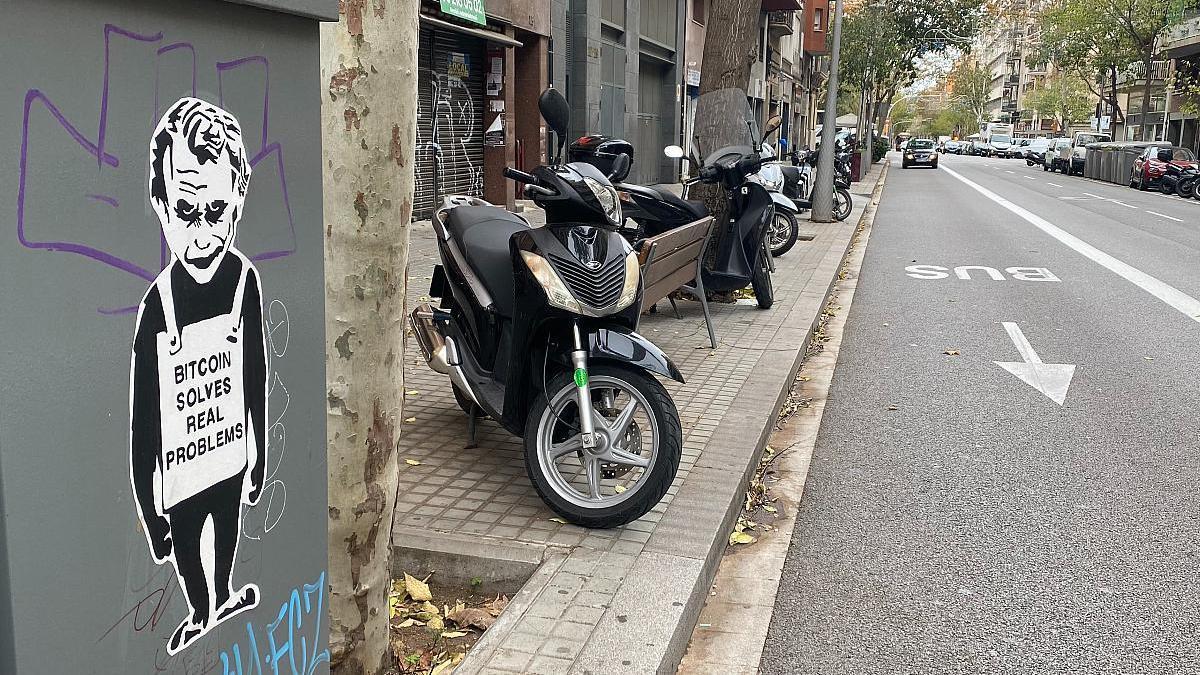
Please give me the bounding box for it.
[524,365,681,528]
[768,210,800,257]
[751,243,774,309]
[833,187,853,221]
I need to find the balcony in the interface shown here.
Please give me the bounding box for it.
[1002,101,1018,113]
[767,10,795,38]
[1162,11,1200,57]
[1115,60,1171,88]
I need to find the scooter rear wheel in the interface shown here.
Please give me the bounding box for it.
[1177,177,1197,198]
[524,365,681,528]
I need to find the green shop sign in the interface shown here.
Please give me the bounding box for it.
[439,0,486,25]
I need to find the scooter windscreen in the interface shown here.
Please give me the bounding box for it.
[693,88,759,167]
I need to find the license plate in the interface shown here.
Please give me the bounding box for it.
[915,156,929,162]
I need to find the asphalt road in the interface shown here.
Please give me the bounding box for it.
[761,151,1200,674]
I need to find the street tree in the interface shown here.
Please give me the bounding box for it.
[1027,73,1095,132]
[948,58,992,135]
[839,0,988,142]
[1039,0,1189,139]
[321,0,419,673]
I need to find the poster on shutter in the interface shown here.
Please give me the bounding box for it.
[128,97,268,656]
[485,113,505,146]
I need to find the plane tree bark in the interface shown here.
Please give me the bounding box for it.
[321,1,419,673]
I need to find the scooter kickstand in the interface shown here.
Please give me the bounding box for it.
[465,405,479,449]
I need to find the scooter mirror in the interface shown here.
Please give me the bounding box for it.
[608,153,632,182]
[538,88,571,161]
[763,115,783,139]
[663,145,685,159]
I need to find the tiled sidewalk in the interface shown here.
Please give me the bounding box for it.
[396,166,886,674]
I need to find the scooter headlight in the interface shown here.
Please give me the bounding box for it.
[520,250,581,313]
[615,250,640,311]
[583,177,622,225]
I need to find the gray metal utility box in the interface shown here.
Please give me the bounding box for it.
[0,1,334,672]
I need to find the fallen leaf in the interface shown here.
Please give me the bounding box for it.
[763,505,778,513]
[614,485,627,494]
[396,617,421,628]
[431,660,456,675]
[405,574,433,602]
[440,631,469,639]
[549,517,567,524]
[406,390,420,395]
[404,417,417,423]
[419,601,440,616]
[484,595,510,616]
[887,405,898,411]
[944,349,960,356]
[405,459,422,466]
[729,531,756,545]
[426,615,445,631]
[447,607,496,631]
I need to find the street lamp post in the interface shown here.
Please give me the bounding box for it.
[812,0,845,222]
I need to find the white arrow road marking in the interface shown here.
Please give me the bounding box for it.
[941,165,1200,324]
[993,322,1075,406]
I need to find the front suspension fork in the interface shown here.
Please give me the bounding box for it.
[571,322,598,449]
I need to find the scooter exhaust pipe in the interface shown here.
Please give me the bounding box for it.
[409,304,452,374]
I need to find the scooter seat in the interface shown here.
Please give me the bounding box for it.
[443,206,530,316]
[657,189,708,220]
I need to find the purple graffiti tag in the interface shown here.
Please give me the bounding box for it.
[15,23,298,313]
[86,194,120,208]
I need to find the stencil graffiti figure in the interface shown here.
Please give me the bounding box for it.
[129,98,267,655]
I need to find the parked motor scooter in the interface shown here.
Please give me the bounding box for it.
[751,143,804,256]
[782,148,853,221]
[408,88,684,528]
[1158,149,1200,197]
[593,89,778,307]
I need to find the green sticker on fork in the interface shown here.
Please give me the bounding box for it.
[573,367,589,388]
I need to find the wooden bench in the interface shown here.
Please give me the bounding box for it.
[636,216,717,348]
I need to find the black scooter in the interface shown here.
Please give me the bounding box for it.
[781,148,853,221]
[408,89,683,528]
[1158,150,1200,198]
[608,145,776,308]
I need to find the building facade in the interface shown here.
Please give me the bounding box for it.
[412,0,551,219]
[550,0,686,185]
[1163,10,1200,153]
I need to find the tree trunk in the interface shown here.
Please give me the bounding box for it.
[1141,51,1156,141]
[693,0,764,247]
[321,1,419,673]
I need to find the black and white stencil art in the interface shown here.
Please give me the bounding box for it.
[129,97,267,655]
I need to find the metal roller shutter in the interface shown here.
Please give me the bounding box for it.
[414,25,487,220]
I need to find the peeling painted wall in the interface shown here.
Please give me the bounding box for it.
[0,0,330,672]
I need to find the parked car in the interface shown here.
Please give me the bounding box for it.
[1026,137,1050,166]
[1130,145,1198,191]
[971,139,990,156]
[1069,132,1110,175]
[943,140,960,154]
[1015,138,1032,158]
[1044,138,1073,173]
[902,138,939,168]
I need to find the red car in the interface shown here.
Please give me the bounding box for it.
[1130,145,1198,190]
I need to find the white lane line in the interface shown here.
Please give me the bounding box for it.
[1023,176,1036,180]
[1005,170,1015,174]
[1147,210,1184,222]
[941,164,1200,323]
[1083,192,1138,209]
[1047,182,1064,188]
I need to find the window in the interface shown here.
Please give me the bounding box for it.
[814,7,824,31]
[692,0,704,24]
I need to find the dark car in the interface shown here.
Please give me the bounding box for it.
[1130,145,1197,190]
[902,139,939,168]
[1025,137,1050,166]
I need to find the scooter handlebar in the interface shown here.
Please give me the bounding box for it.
[504,167,539,184]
